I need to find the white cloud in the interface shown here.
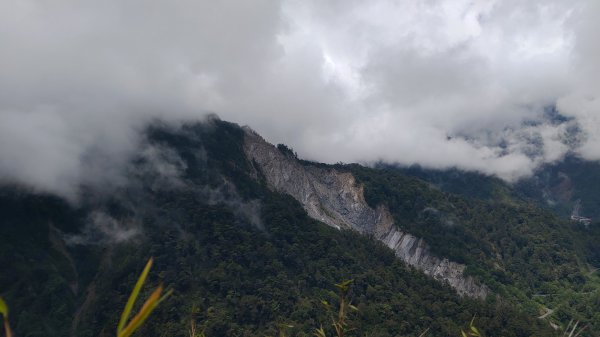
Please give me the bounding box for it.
[0,0,598,197]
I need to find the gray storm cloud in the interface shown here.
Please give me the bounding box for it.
[0,0,598,198]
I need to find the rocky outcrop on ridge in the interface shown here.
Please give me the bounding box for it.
[243,128,489,299]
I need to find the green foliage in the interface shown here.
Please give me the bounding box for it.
[387,164,513,202]
[0,190,82,336]
[515,156,600,219]
[188,305,207,337]
[117,258,171,337]
[0,119,591,336]
[348,164,600,334]
[0,183,555,336]
[316,280,358,337]
[0,296,12,337]
[461,317,482,337]
[0,296,8,318]
[276,144,297,159]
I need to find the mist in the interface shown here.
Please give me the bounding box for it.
[1,0,599,198]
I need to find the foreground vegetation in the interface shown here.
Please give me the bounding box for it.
[0,273,541,337]
[0,264,591,337]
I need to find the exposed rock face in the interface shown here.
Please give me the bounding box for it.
[243,128,489,299]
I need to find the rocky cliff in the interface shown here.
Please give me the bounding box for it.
[243,128,489,299]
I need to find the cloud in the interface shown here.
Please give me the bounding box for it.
[64,211,140,246]
[0,0,284,198]
[132,142,189,191]
[201,181,264,230]
[0,0,599,197]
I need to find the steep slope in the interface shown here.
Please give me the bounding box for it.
[389,164,516,202]
[392,158,600,223]
[515,156,600,220]
[244,128,488,298]
[343,162,600,334]
[384,162,600,268]
[2,118,598,336]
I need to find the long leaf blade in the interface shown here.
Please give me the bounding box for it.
[0,296,8,317]
[118,285,163,337]
[117,257,154,333]
[3,320,12,337]
[0,297,12,337]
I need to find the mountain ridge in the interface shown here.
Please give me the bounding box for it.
[243,127,489,299]
[1,118,599,336]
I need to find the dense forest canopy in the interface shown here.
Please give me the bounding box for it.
[1,120,599,336]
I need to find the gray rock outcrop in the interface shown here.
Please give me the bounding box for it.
[243,127,489,299]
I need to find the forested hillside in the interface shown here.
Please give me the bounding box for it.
[1,119,598,336]
[347,164,600,331]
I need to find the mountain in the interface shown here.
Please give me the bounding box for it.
[388,155,600,222]
[390,160,600,269]
[515,156,600,220]
[1,117,599,336]
[244,129,489,299]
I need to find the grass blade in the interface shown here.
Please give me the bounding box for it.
[0,297,7,317]
[117,257,154,333]
[0,296,12,337]
[3,320,12,337]
[118,285,163,337]
[157,288,173,306]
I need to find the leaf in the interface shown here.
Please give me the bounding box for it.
[313,326,327,337]
[334,279,354,292]
[3,320,13,337]
[117,257,154,333]
[0,297,12,337]
[118,285,163,337]
[461,330,468,337]
[0,296,8,317]
[157,288,173,306]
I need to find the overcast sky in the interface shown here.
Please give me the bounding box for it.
[1,0,599,198]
